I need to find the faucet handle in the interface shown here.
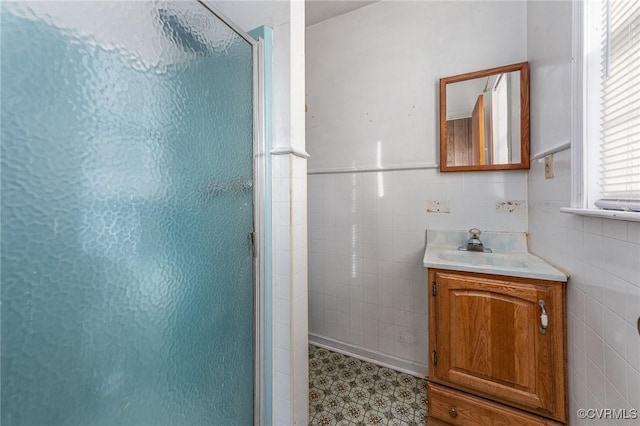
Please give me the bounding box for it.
[469,228,481,238]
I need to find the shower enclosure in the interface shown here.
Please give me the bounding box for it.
[1,1,262,424]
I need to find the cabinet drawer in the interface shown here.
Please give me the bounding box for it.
[428,383,564,426]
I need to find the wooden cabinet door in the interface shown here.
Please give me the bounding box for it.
[428,270,566,423]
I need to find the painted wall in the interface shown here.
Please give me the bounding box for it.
[306,1,529,375]
[306,1,527,172]
[527,2,640,425]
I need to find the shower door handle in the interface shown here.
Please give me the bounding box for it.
[248,231,256,257]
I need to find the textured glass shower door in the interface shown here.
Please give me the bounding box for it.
[1,2,255,425]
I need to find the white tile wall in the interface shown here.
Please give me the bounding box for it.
[528,149,640,425]
[273,154,292,426]
[308,168,528,372]
[273,154,309,426]
[291,155,309,426]
[272,154,309,425]
[526,0,637,417]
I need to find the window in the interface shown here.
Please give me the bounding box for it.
[582,0,640,213]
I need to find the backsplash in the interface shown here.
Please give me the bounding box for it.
[307,168,528,373]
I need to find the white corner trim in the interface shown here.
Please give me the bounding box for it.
[308,163,439,175]
[560,207,640,222]
[270,146,310,159]
[571,0,586,208]
[308,333,428,378]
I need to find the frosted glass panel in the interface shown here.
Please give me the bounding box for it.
[1,2,254,425]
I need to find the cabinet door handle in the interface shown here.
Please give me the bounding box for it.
[449,407,458,418]
[538,299,549,334]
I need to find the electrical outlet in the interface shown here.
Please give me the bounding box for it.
[544,154,554,179]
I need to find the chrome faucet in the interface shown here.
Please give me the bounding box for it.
[458,228,492,253]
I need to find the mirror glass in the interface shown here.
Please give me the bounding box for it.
[440,62,529,172]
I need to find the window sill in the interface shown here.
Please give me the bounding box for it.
[560,207,640,222]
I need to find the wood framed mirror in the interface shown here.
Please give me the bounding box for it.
[439,62,529,172]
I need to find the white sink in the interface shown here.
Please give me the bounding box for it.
[436,251,528,268]
[423,230,568,281]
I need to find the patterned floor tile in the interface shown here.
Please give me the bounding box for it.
[309,345,427,425]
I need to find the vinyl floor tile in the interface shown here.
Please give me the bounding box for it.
[308,345,427,425]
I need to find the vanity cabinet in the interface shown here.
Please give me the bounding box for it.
[427,269,567,425]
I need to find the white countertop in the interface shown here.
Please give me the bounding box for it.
[423,230,568,282]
